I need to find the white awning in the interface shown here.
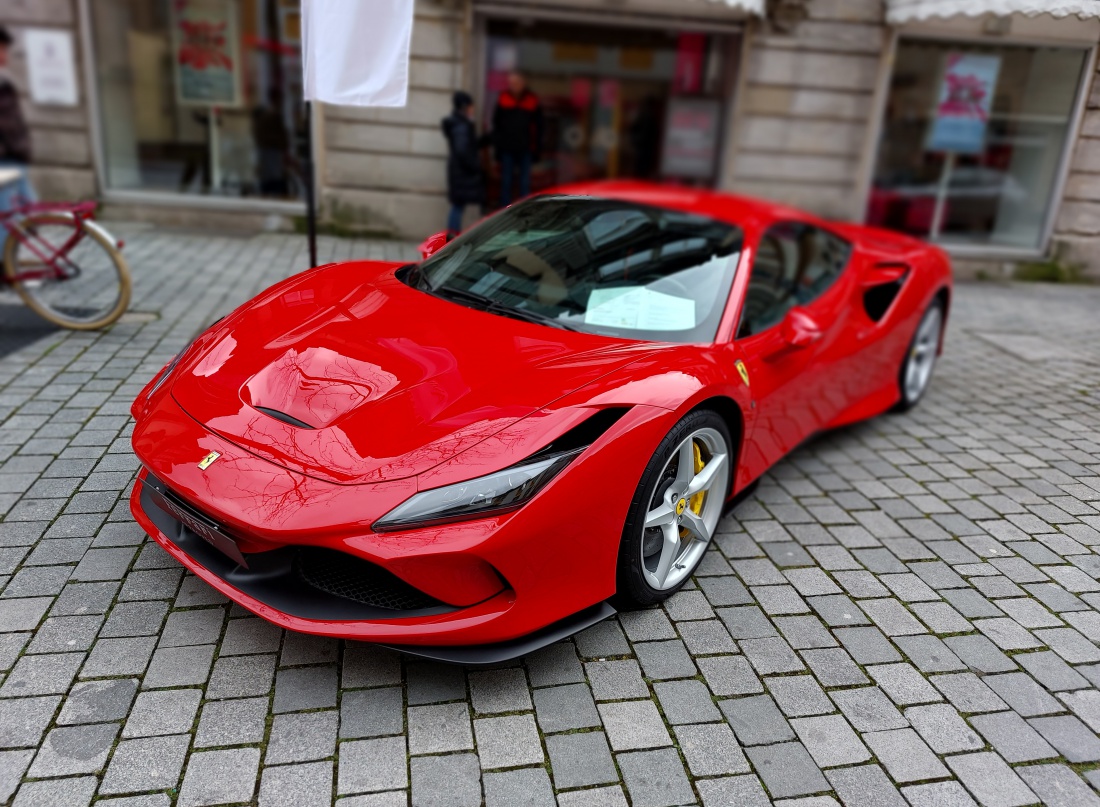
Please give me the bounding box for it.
[887,0,1100,23]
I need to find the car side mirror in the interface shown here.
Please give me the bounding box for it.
[779,307,823,350]
[418,231,449,260]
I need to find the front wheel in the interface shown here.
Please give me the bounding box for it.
[896,299,944,411]
[615,410,732,608]
[3,213,132,330]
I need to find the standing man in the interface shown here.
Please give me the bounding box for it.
[0,25,34,211]
[441,91,485,238]
[492,71,541,207]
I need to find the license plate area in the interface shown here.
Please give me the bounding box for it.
[145,478,249,569]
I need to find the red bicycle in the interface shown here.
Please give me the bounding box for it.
[2,199,131,330]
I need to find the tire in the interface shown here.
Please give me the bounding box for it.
[895,298,944,412]
[3,212,131,330]
[614,409,732,608]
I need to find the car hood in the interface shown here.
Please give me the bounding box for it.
[170,261,658,485]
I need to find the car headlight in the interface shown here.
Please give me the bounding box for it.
[373,447,583,532]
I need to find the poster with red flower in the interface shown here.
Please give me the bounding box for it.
[927,53,1000,155]
[171,0,242,107]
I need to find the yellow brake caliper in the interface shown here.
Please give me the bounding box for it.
[681,440,707,541]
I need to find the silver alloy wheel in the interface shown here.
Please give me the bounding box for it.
[640,427,730,591]
[904,304,942,404]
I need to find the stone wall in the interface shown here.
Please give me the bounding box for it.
[318,0,463,238]
[721,0,886,220]
[0,0,95,201]
[1054,58,1100,277]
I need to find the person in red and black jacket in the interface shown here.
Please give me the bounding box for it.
[492,71,542,207]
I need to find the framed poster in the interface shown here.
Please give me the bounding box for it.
[171,0,243,108]
[660,97,721,179]
[24,28,79,106]
[926,53,1001,155]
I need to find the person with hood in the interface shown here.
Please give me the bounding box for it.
[0,25,34,212]
[492,71,542,207]
[441,91,486,238]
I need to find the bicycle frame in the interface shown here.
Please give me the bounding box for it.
[1,201,100,285]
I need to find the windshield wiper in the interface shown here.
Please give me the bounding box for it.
[433,285,579,332]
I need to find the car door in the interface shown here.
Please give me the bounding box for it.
[733,221,833,480]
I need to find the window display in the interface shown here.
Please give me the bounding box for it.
[90,0,305,201]
[868,39,1088,250]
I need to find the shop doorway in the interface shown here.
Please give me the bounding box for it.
[482,18,739,208]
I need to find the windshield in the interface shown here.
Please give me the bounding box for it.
[413,196,744,343]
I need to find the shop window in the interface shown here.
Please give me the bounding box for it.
[482,19,738,206]
[868,39,1088,250]
[90,0,305,201]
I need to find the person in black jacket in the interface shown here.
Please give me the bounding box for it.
[0,25,34,255]
[441,91,486,237]
[492,72,542,207]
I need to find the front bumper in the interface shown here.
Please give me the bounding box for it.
[130,393,674,657]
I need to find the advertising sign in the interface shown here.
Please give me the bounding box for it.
[660,97,721,179]
[927,53,1001,154]
[24,29,79,106]
[172,0,242,107]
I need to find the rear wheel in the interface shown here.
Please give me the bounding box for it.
[615,410,731,608]
[3,213,131,330]
[896,299,944,411]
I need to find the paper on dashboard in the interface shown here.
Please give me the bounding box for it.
[585,287,695,331]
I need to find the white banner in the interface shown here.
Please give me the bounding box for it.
[301,0,415,107]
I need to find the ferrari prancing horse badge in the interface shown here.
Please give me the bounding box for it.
[198,451,221,471]
[735,360,750,387]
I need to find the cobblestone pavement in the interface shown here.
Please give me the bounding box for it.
[1,226,1100,807]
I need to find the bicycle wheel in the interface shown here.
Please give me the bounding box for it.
[3,212,132,330]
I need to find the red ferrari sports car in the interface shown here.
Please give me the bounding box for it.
[130,182,951,663]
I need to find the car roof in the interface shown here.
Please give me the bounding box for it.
[545,180,815,232]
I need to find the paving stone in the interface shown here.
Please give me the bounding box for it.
[696,774,771,807]
[0,696,60,749]
[653,678,722,723]
[1014,650,1089,691]
[574,619,631,657]
[931,673,1008,713]
[546,732,618,789]
[266,711,338,764]
[863,727,949,783]
[831,687,908,732]
[790,714,871,768]
[0,750,33,804]
[99,734,190,795]
[1028,714,1100,762]
[337,737,408,795]
[405,661,465,705]
[599,699,671,750]
[945,752,1037,807]
[1017,764,1100,807]
[205,653,276,699]
[194,697,269,747]
[524,641,584,687]
[619,608,677,641]
[0,652,82,696]
[718,605,778,639]
[142,643,215,688]
[532,682,599,733]
[556,786,628,807]
[473,713,543,769]
[177,747,260,807]
[408,702,474,755]
[678,618,738,654]
[904,704,983,754]
[868,662,943,705]
[586,659,649,701]
[273,665,338,712]
[901,781,979,807]
[673,722,750,776]
[483,767,555,807]
[618,747,696,807]
[826,765,908,807]
[469,668,531,714]
[746,741,829,799]
[28,722,118,777]
[740,635,805,674]
[257,761,333,807]
[633,639,697,680]
[719,693,794,745]
[340,686,403,738]
[984,672,1063,717]
[801,647,869,687]
[1059,688,1100,731]
[123,688,200,738]
[697,654,763,696]
[834,626,903,664]
[767,674,833,716]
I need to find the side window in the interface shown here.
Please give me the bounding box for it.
[737,222,852,338]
